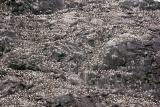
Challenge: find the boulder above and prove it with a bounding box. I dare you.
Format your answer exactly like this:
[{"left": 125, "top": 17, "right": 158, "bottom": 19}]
[
  {"left": 100, "top": 33, "right": 156, "bottom": 73},
  {"left": 47, "top": 94, "right": 96, "bottom": 107},
  {"left": 49, "top": 94, "right": 76, "bottom": 107},
  {"left": 103, "top": 47, "right": 126, "bottom": 69},
  {"left": 7, "top": 50, "right": 43, "bottom": 71},
  {"left": 0, "top": 79, "right": 30, "bottom": 98},
  {"left": 0, "top": 36, "right": 14, "bottom": 57}
]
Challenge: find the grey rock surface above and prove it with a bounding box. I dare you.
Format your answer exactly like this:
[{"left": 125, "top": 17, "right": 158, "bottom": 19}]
[
  {"left": 120, "top": 0, "right": 160, "bottom": 10},
  {"left": 0, "top": 0, "right": 160, "bottom": 107},
  {"left": 1, "top": 0, "right": 64, "bottom": 14}
]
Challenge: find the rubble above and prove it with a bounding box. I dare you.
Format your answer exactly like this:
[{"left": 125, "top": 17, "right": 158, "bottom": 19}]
[{"left": 0, "top": 0, "right": 160, "bottom": 106}]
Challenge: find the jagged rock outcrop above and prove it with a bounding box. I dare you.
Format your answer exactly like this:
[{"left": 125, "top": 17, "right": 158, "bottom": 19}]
[
  {"left": 1, "top": 0, "right": 64, "bottom": 14},
  {"left": 45, "top": 94, "right": 100, "bottom": 107},
  {"left": 102, "top": 33, "right": 153, "bottom": 71},
  {"left": 0, "top": 0, "right": 160, "bottom": 106},
  {"left": 0, "top": 79, "right": 33, "bottom": 98},
  {"left": 0, "top": 31, "right": 15, "bottom": 56},
  {"left": 120, "top": 0, "right": 160, "bottom": 10}
]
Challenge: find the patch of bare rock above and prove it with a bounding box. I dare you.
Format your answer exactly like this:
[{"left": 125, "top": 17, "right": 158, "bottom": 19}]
[
  {"left": 0, "top": 0, "right": 64, "bottom": 15},
  {"left": 120, "top": 0, "right": 160, "bottom": 10},
  {"left": 0, "top": 0, "right": 160, "bottom": 107}
]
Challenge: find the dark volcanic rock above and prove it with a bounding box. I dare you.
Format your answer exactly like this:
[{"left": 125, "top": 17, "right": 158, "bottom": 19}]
[
  {"left": 49, "top": 94, "right": 76, "bottom": 107},
  {"left": 102, "top": 34, "right": 153, "bottom": 71},
  {"left": 103, "top": 47, "right": 126, "bottom": 69},
  {"left": 31, "top": 0, "right": 64, "bottom": 14},
  {"left": 48, "top": 94, "right": 96, "bottom": 107},
  {"left": 1, "top": 0, "right": 64, "bottom": 15},
  {"left": 0, "top": 79, "right": 28, "bottom": 98},
  {"left": 56, "top": 94, "right": 75, "bottom": 106},
  {"left": 120, "top": 0, "right": 160, "bottom": 10},
  {"left": 76, "top": 96, "right": 96, "bottom": 107},
  {"left": 1, "top": 0, "right": 160, "bottom": 106},
  {"left": 52, "top": 51, "right": 67, "bottom": 62},
  {"left": 0, "top": 69, "right": 7, "bottom": 76},
  {"left": 0, "top": 31, "right": 16, "bottom": 39},
  {"left": 8, "top": 53, "right": 43, "bottom": 71},
  {"left": 0, "top": 36, "right": 14, "bottom": 56}
]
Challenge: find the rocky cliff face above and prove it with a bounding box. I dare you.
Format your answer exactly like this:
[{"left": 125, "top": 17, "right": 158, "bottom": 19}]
[{"left": 0, "top": 0, "right": 160, "bottom": 107}]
